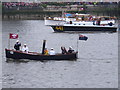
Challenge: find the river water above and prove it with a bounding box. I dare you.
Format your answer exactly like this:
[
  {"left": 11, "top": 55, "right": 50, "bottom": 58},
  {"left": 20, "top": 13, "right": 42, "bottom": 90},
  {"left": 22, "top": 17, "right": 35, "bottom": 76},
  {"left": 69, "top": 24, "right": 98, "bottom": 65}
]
[{"left": 2, "top": 20, "right": 118, "bottom": 88}]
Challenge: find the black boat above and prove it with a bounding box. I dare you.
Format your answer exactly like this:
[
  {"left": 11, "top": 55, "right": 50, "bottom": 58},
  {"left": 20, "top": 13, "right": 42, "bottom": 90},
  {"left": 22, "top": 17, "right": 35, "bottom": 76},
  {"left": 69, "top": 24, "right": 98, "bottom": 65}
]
[
  {"left": 51, "top": 25, "right": 117, "bottom": 32},
  {"left": 5, "top": 49, "right": 78, "bottom": 60}
]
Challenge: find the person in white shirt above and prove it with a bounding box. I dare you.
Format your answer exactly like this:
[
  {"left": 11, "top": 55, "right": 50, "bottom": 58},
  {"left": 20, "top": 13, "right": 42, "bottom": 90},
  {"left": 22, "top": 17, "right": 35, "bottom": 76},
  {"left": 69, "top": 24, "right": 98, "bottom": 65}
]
[
  {"left": 49, "top": 48, "right": 55, "bottom": 55},
  {"left": 22, "top": 44, "right": 29, "bottom": 53}
]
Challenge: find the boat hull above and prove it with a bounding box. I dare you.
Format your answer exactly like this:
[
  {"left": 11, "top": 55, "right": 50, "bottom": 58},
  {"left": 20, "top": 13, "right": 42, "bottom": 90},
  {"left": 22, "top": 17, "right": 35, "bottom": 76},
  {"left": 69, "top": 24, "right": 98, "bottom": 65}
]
[
  {"left": 5, "top": 49, "right": 77, "bottom": 60},
  {"left": 51, "top": 25, "right": 117, "bottom": 32}
]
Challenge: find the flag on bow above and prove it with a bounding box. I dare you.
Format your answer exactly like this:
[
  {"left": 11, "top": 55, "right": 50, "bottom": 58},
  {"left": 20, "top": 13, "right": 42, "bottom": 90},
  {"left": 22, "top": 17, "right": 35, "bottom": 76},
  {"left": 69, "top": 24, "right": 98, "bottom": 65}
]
[
  {"left": 79, "top": 35, "right": 88, "bottom": 41},
  {"left": 9, "top": 33, "right": 18, "bottom": 39}
]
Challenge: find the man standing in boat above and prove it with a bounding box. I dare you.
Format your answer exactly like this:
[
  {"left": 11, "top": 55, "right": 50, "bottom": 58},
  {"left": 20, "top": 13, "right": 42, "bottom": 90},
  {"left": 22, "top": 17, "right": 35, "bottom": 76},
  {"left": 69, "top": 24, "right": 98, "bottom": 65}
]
[
  {"left": 22, "top": 44, "right": 29, "bottom": 53},
  {"left": 14, "top": 40, "right": 21, "bottom": 51}
]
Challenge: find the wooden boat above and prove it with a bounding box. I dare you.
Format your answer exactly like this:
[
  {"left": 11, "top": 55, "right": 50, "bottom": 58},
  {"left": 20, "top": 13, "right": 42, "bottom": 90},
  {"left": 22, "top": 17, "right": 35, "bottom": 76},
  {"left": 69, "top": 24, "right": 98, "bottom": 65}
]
[{"left": 5, "top": 49, "right": 78, "bottom": 60}]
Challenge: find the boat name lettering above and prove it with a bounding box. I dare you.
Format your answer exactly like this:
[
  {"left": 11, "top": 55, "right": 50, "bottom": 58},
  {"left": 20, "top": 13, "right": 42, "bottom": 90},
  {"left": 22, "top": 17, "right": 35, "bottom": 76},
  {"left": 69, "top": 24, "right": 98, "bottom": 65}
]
[{"left": 55, "top": 26, "right": 63, "bottom": 30}]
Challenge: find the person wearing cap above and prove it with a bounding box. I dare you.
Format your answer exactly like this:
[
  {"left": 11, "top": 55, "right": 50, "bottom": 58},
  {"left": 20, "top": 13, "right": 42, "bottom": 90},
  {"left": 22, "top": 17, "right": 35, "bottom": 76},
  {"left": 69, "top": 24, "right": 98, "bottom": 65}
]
[
  {"left": 14, "top": 40, "right": 21, "bottom": 51},
  {"left": 22, "top": 44, "right": 29, "bottom": 53},
  {"left": 68, "top": 46, "right": 74, "bottom": 53},
  {"left": 49, "top": 48, "right": 55, "bottom": 55}
]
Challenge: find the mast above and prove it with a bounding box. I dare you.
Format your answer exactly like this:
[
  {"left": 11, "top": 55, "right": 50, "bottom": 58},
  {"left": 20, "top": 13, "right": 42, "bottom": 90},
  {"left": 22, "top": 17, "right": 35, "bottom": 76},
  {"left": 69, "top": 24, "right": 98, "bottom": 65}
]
[{"left": 42, "top": 40, "right": 46, "bottom": 54}]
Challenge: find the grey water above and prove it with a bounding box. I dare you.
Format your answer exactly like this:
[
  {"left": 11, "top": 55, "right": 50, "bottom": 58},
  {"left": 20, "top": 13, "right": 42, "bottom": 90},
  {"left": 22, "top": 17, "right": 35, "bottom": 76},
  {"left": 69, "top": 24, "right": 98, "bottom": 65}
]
[{"left": 2, "top": 20, "right": 118, "bottom": 88}]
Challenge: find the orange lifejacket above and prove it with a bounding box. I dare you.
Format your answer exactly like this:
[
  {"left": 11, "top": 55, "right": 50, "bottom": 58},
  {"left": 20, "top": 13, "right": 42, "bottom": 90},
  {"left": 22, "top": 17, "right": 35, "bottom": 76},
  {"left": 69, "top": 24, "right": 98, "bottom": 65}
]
[{"left": 44, "top": 50, "right": 48, "bottom": 55}]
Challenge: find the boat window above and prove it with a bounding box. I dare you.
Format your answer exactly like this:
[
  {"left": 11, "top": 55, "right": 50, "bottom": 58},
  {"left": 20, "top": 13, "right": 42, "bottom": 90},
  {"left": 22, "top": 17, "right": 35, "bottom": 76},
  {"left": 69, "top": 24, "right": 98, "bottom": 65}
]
[
  {"left": 74, "top": 24, "right": 76, "bottom": 25},
  {"left": 79, "top": 24, "right": 81, "bottom": 25},
  {"left": 83, "top": 24, "right": 85, "bottom": 25}
]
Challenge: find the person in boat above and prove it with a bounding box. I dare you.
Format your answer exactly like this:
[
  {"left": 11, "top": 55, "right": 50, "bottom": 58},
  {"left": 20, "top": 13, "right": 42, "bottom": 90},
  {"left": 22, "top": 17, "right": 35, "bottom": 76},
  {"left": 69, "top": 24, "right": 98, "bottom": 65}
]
[
  {"left": 81, "top": 16, "right": 84, "bottom": 21},
  {"left": 61, "top": 46, "right": 67, "bottom": 54},
  {"left": 68, "top": 46, "right": 74, "bottom": 53},
  {"left": 14, "top": 40, "right": 21, "bottom": 51},
  {"left": 44, "top": 48, "right": 48, "bottom": 55},
  {"left": 89, "top": 15, "right": 93, "bottom": 21},
  {"left": 70, "top": 21, "right": 72, "bottom": 24},
  {"left": 22, "top": 44, "right": 29, "bottom": 53},
  {"left": 93, "top": 19, "right": 96, "bottom": 25},
  {"left": 108, "top": 22, "right": 113, "bottom": 26},
  {"left": 49, "top": 48, "right": 55, "bottom": 55},
  {"left": 96, "top": 18, "right": 101, "bottom": 25}
]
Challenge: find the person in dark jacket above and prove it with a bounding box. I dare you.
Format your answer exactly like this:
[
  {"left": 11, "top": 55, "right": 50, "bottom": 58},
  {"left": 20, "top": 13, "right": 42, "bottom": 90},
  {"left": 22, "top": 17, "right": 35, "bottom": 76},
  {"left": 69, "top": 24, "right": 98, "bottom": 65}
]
[
  {"left": 14, "top": 40, "right": 21, "bottom": 51},
  {"left": 108, "top": 22, "right": 113, "bottom": 26},
  {"left": 96, "top": 19, "right": 101, "bottom": 25},
  {"left": 61, "top": 46, "right": 67, "bottom": 54}
]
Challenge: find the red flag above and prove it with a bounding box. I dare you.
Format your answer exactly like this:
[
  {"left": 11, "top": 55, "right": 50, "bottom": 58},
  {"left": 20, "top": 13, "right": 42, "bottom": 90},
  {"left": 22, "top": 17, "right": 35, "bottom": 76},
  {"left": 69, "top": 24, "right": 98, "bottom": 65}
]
[{"left": 9, "top": 33, "right": 18, "bottom": 39}]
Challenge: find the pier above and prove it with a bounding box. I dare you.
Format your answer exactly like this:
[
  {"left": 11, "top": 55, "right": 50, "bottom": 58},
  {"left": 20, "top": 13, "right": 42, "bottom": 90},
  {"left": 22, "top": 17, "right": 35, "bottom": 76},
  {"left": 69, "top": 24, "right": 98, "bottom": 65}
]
[{"left": 2, "top": 2, "right": 120, "bottom": 20}]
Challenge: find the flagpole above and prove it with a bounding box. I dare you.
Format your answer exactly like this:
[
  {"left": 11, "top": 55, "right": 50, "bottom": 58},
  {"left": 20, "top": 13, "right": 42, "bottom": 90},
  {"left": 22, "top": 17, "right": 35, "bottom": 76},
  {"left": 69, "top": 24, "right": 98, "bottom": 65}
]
[
  {"left": 76, "top": 34, "right": 79, "bottom": 52},
  {"left": 8, "top": 34, "right": 10, "bottom": 49},
  {"left": 9, "top": 33, "right": 19, "bottom": 50}
]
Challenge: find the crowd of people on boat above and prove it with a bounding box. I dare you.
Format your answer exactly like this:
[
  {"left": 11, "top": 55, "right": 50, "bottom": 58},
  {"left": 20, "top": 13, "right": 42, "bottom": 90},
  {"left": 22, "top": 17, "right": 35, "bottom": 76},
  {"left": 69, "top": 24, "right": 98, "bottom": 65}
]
[
  {"left": 61, "top": 46, "right": 74, "bottom": 54},
  {"left": 14, "top": 40, "right": 75, "bottom": 55},
  {"left": 44, "top": 46, "right": 74, "bottom": 55}
]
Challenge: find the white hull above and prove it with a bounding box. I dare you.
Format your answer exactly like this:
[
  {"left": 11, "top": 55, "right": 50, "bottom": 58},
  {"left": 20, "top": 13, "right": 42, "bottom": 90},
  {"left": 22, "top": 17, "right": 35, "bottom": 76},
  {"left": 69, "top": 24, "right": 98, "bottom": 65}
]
[{"left": 45, "top": 19, "right": 116, "bottom": 26}]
